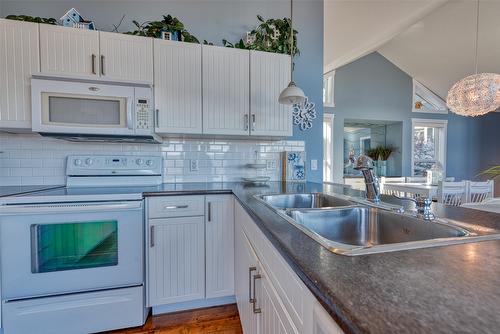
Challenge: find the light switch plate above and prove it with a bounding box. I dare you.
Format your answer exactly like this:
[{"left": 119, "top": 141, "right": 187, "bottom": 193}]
[{"left": 311, "top": 159, "right": 318, "bottom": 171}]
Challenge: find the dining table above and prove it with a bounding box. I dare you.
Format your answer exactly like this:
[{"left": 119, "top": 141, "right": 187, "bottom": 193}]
[{"left": 382, "top": 182, "right": 438, "bottom": 199}]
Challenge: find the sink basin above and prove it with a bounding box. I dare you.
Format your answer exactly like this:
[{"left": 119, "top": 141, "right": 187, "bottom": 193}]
[
  {"left": 256, "top": 193, "right": 354, "bottom": 210},
  {"left": 283, "top": 207, "right": 500, "bottom": 255},
  {"left": 287, "top": 207, "right": 467, "bottom": 245}
]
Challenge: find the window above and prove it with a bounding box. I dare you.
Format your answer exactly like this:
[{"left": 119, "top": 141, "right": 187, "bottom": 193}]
[
  {"left": 323, "top": 71, "right": 335, "bottom": 107},
  {"left": 412, "top": 79, "right": 448, "bottom": 114},
  {"left": 323, "top": 113, "right": 334, "bottom": 182},
  {"left": 411, "top": 119, "right": 447, "bottom": 176}
]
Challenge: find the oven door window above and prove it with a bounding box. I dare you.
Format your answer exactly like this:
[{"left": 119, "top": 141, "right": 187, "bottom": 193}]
[{"left": 31, "top": 220, "right": 118, "bottom": 273}]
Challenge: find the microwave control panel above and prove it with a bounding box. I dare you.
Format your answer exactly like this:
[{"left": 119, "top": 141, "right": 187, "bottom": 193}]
[{"left": 136, "top": 98, "right": 151, "bottom": 130}]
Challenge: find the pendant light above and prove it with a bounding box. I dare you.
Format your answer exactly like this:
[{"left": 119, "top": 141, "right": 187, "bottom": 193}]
[
  {"left": 446, "top": 0, "right": 500, "bottom": 116},
  {"left": 278, "top": 0, "right": 306, "bottom": 105}
]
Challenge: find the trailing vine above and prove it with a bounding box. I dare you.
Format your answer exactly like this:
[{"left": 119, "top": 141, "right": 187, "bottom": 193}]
[
  {"left": 5, "top": 15, "right": 57, "bottom": 25},
  {"left": 125, "top": 15, "right": 199, "bottom": 43}
]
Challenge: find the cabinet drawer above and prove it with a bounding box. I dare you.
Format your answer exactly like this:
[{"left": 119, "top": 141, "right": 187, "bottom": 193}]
[{"left": 148, "top": 196, "right": 205, "bottom": 218}]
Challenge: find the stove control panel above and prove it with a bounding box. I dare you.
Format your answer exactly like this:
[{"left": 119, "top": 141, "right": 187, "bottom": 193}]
[{"left": 67, "top": 155, "right": 163, "bottom": 176}]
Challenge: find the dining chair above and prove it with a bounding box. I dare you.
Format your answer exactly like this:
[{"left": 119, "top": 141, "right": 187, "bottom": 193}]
[
  {"left": 380, "top": 177, "right": 406, "bottom": 196},
  {"left": 406, "top": 176, "right": 427, "bottom": 183},
  {"left": 437, "top": 181, "right": 467, "bottom": 206},
  {"left": 466, "top": 180, "right": 494, "bottom": 203}
]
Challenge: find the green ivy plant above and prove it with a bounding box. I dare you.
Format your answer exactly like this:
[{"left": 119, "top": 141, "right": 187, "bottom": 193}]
[
  {"left": 125, "top": 15, "right": 199, "bottom": 43},
  {"left": 6, "top": 15, "right": 57, "bottom": 25},
  {"left": 223, "top": 15, "right": 299, "bottom": 56}
]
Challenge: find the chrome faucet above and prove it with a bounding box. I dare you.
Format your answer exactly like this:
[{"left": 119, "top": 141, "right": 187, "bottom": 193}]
[
  {"left": 354, "top": 155, "right": 380, "bottom": 203},
  {"left": 394, "top": 195, "right": 435, "bottom": 221}
]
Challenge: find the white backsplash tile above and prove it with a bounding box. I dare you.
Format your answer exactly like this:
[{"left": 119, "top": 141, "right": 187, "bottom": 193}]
[{"left": 0, "top": 133, "right": 304, "bottom": 186}]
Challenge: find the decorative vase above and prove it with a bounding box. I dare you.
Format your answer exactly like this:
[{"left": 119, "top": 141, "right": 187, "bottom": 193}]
[{"left": 377, "top": 160, "right": 387, "bottom": 177}]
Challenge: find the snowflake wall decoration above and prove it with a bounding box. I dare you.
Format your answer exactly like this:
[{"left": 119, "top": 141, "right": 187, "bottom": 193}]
[{"left": 292, "top": 97, "right": 316, "bottom": 131}]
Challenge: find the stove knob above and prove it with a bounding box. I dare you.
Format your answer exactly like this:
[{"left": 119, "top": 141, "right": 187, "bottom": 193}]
[
  {"left": 146, "top": 160, "right": 153, "bottom": 166},
  {"left": 136, "top": 158, "right": 144, "bottom": 165},
  {"left": 74, "top": 159, "right": 82, "bottom": 166},
  {"left": 85, "top": 158, "right": 93, "bottom": 166}
]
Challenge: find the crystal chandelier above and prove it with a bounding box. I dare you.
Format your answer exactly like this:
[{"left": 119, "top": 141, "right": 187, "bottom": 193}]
[{"left": 446, "top": 0, "right": 500, "bottom": 116}]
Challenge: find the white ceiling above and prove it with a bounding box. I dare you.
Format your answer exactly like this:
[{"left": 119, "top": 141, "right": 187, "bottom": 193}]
[
  {"left": 323, "top": 0, "right": 447, "bottom": 73},
  {"left": 378, "top": 0, "right": 500, "bottom": 100}
]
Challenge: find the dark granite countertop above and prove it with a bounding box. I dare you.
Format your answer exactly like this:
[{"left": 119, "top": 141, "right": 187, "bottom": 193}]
[
  {"left": 145, "top": 182, "right": 500, "bottom": 334},
  {"left": 7, "top": 182, "right": 499, "bottom": 333},
  {"left": 0, "top": 185, "right": 64, "bottom": 197}
]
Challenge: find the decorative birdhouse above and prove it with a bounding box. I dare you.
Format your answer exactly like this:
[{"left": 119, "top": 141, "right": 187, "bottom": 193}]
[{"left": 60, "top": 8, "right": 82, "bottom": 27}]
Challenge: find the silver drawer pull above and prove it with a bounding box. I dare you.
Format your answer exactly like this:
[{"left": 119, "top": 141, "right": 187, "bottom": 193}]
[
  {"left": 249, "top": 266, "right": 256, "bottom": 302},
  {"left": 150, "top": 225, "right": 155, "bottom": 247},
  {"left": 252, "top": 273, "right": 262, "bottom": 314},
  {"left": 164, "top": 205, "right": 189, "bottom": 210}
]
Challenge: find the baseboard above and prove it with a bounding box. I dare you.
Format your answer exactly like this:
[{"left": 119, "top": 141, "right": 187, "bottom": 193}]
[{"left": 152, "top": 295, "right": 236, "bottom": 315}]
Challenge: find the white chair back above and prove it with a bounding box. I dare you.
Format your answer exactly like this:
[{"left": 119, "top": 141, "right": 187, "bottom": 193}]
[
  {"left": 437, "top": 181, "right": 466, "bottom": 206},
  {"left": 380, "top": 177, "right": 406, "bottom": 196},
  {"left": 406, "top": 176, "right": 426, "bottom": 183},
  {"left": 466, "top": 180, "right": 494, "bottom": 203}
]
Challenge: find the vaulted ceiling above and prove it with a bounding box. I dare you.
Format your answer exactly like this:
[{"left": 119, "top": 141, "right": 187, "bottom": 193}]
[{"left": 324, "top": 0, "right": 500, "bottom": 102}]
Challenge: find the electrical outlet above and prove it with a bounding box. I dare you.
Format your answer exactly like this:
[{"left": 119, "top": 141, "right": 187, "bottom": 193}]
[
  {"left": 266, "top": 160, "right": 277, "bottom": 170},
  {"left": 311, "top": 159, "right": 318, "bottom": 171},
  {"left": 190, "top": 160, "right": 199, "bottom": 172}
]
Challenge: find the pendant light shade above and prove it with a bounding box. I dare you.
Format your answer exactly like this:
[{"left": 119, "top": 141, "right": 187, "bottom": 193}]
[
  {"left": 278, "top": 81, "right": 306, "bottom": 105},
  {"left": 279, "top": 0, "right": 306, "bottom": 105},
  {"left": 446, "top": 73, "right": 500, "bottom": 116},
  {"left": 446, "top": 0, "right": 500, "bottom": 116}
]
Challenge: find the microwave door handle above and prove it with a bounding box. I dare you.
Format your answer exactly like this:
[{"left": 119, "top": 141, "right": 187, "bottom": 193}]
[{"left": 127, "top": 99, "right": 134, "bottom": 130}]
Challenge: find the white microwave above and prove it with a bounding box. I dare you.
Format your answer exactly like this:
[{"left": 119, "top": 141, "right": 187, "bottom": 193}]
[{"left": 31, "top": 77, "right": 160, "bottom": 143}]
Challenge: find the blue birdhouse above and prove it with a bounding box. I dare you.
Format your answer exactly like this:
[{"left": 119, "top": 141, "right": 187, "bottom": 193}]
[{"left": 60, "top": 8, "right": 83, "bottom": 27}]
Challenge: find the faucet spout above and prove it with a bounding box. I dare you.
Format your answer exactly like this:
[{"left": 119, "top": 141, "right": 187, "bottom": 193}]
[{"left": 354, "top": 155, "right": 381, "bottom": 203}]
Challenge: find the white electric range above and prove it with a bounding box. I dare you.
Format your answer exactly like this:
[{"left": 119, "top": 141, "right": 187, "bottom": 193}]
[{"left": 0, "top": 155, "right": 163, "bottom": 334}]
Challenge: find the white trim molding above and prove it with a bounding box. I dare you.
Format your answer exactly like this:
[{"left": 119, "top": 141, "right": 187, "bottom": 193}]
[{"left": 323, "top": 70, "right": 335, "bottom": 108}]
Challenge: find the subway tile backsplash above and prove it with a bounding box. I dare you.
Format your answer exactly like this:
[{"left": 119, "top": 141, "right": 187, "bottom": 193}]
[{"left": 0, "top": 133, "right": 305, "bottom": 186}]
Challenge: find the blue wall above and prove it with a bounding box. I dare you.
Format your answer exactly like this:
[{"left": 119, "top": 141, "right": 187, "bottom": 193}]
[
  {"left": 326, "top": 52, "right": 484, "bottom": 183},
  {"left": 2, "top": 0, "right": 324, "bottom": 182}
]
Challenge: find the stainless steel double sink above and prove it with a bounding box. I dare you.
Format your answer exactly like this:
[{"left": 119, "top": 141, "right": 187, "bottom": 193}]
[{"left": 255, "top": 193, "right": 500, "bottom": 255}]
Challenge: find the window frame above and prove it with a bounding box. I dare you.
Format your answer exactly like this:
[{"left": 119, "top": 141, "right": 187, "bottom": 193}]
[
  {"left": 411, "top": 118, "right": 448, "bottom": 177},
  {"left": 323, "top": 113, "right": 335, "bottom": 183},
  {"left": 323, "top": 70, "right": 335, "bottom": 108},
  {"left": 412, "top": 79, "right": 448, "bottom": 114}
]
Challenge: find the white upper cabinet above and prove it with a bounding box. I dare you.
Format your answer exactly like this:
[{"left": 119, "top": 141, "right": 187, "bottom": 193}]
[
  {"left": 40, "top": 24, "right": 100, "bottom": 78},
  {"left": 205, "top": 195, "right": 234, "bottom": 299},
  {"left": 0, "top": 19, "right": 39, "bottom": 130},
  {"left": 154, "top": 40, "right": 202, "bottom": 134},
  {"left": 250, "top": 51, "right": 292, "bottom": 137},
  {"left": 202, "top": 45, "right": 250, "bottom": 135},
  {"left": 99, "top": 32, "right": 153, "bottom": 83}
]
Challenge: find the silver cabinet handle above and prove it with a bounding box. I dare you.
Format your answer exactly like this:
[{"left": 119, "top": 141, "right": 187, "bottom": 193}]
[
  {"left": 164, "top": 205, "right": 188, "bottom": 210},
  {"left": 91, "top": 54, "right": 96, "bottom": 74},
  {"left": 155, "top": 109, "right": 159, "bottom": 128},
  {"left": 150, "top": 225, "right": 155, "bottom": 247},
  {"left": 100, "top": 55, "right": 105, "bottom": 75},
  {"left": 248, "top": 266, "right": 256, "bottom": 302},
  {"left": 252, "top": 273, "right": 262, "bottom": 314},
  {"left": 244, "top": 114, "right": 249, "bottom": 131},
  {"left": 251, "top": 114, "right": 256, "bottom": 132},
  {"left": 207, "top": 202, "right": 212, "bottom": 222}
]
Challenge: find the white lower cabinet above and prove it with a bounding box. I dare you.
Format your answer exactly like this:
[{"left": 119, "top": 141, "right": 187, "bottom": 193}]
[
  {"left": 147, "top": 195, "right": 234, "bottom": 309},
  {"left": 235, "top": 202, "right": 344, "bottom": 334}
]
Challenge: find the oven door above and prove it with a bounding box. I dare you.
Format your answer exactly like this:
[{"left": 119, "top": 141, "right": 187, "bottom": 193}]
[
  {"left": 0, "top": 201, "right": 143, "bottom": 300},
  {"left": 31, "top": 78, "right": 136, "bottom": 136}
]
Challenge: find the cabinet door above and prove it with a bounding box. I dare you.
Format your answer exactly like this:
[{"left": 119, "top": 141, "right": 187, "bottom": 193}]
[
  {"left": 313, "top": 300, "right": 344, "bottom": 334},
  {"left": 202, "top": 45, "right": 250, "bottom": 135},
  {"left": 235, "top": 216, "right": 260, "bottom": 334},
  {"left": 148, "top": 217, "right": 205, "bottom": 306},
  {"left": 0, "top": 19, "right": 39, "bottom": 130},
  {"left": 99, "top": 31, "right": 153, "bottom": 83},
  {"left": 40, "top": 24, "right": 99, "bottom": 78},
  {"left": 206, "top": 195, "right": 234, "bottom": 298},
  {"left": 154, "top": 40, "right": 202, "bottom": 134},
  {"left": 257, "top": 268, "right": 300, "bottom": 334},
  {"left": 250, "top": 51, "right": 292, "bottom": 137}
]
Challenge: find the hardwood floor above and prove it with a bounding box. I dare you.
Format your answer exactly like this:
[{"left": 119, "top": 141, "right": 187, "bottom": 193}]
[{"left": 105, "top": 304, "right": 243, "bottom": 334}]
